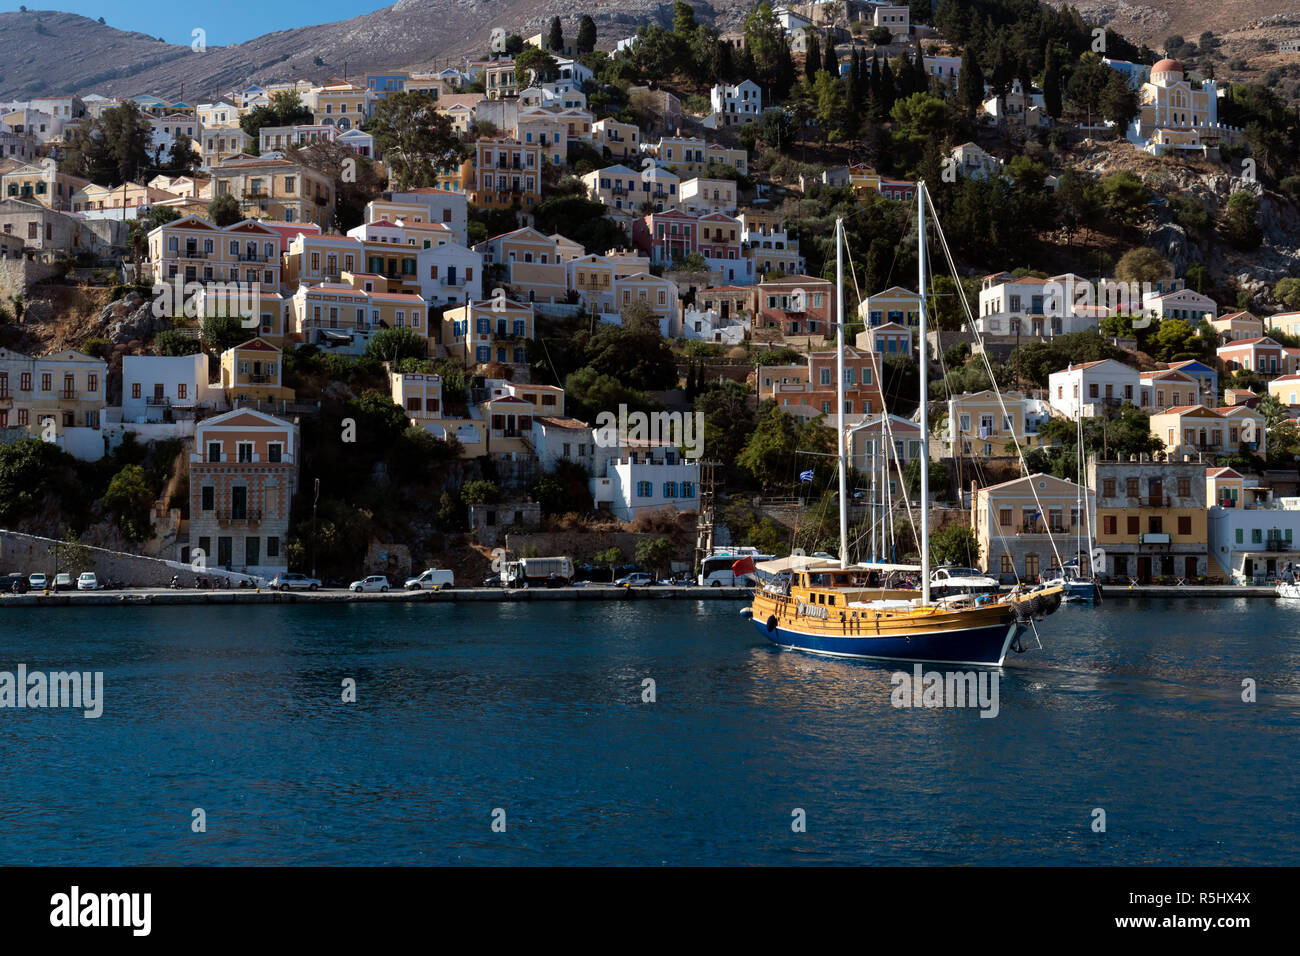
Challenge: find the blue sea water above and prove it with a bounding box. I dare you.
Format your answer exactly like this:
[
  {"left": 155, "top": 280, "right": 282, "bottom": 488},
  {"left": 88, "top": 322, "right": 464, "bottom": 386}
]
[{"left": 0, "top": 597, "right": 1295, "bottom": 865}]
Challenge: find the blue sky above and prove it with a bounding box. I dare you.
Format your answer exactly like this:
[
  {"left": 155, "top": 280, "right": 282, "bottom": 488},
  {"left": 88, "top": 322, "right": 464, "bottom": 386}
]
[{"left": 1, "top": 1, "right": 391, "bottom": 46}]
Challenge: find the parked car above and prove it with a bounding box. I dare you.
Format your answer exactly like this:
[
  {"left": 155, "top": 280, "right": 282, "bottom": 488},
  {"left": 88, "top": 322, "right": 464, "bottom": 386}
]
[
  {"left": 53, "top": 573, "right": 73, "bottom": 591},
  {"left": 405, "top": 568, "right": 454, "bottom": 590},
  {"left": 269, "top": 572, "right": 321, "bottom": 592},
  {"left": 350, "top": 575, "right": 390, "bottom": 593},
  {"left": 28, "top": 573, "right": 48, "bottom": 590},
  {"left": 615, "top": 572, "right": 655, "bottom": 587},
  {"left": 1, "top": 573, "right": 30, "bottom": 594},
  {"left": 77, "top": 572, "right": 99, "bottom": 591}
]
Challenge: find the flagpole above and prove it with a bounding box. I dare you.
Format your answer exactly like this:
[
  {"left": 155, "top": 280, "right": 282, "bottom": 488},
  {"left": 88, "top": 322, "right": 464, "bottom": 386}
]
[{"left": 835, "top": 216, "right": 849, "bottom": 571}]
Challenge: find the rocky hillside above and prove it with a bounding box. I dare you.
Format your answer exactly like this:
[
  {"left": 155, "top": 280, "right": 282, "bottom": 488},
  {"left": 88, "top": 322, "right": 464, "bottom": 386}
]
[
  {"left": 1064, "top": 138, "right": 1298, "bottom": 308},
  {"left": 0, "top": 3, "right": 750, "bottom": 102}
]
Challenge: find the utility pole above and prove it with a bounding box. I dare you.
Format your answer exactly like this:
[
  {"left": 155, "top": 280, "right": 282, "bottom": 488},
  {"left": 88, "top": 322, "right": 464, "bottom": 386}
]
[{"left": 311, "top": 477, "right": 320, "bottom": 579}]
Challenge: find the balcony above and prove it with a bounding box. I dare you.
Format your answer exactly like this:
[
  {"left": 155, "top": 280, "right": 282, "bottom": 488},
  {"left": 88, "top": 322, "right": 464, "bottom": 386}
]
[
  {"left": 60, "top": 389, "right": 77, "bottom": 400},
  {"left": 245, "top": 374, "right": 274, "bottom": 384},
  {"left": 1265, "top": 539, "right": 1287, "bottom": 552},
  {"left": 245, "top": 188, "right": 269, "bottom": 198},
  {"left": 145, "top": 396, "right": 172, "bottom": 406},
  {"left": 1021, "top": 524, "right": 1071, "bottom": 535},
  {"left": 237, "top": 252, "right": 272, "bottom": 262},
  {"left": 180, "top": 249, "right": 209, "bottom": 259},
  {"left": 215, "top": 508, "right": 264, "bottom": 524}
]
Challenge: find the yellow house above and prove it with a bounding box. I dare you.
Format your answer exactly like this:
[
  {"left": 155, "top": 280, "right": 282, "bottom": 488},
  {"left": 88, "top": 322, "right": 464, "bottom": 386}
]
[
  {"left": 440, "top": 298, "right": 534, "bottom": 369},
  {"left": 947, "top": 390, "right": 1049, "bottom": 458},
  {"left": 471, "top": 138, "right": 543, "bottom": 210},
  {"left": 0, "top": 346, "right": 106, "bottom": 437},
  {"left": 147, "top": 216, "right": 282, "bottom": 288},
  {"left": 859, "top": 285, "right": 921, "bottom": 330},
  {"left": 1149, "top": 404, "right": 1267, "bottom": 459},
  {"left": 1269, "top": 374, "right": 1300, "bottom": 408},
  {"left": 473, "top": 227, "right": 566, "bottom": 303},
  {"left": 614, "top": 272, "right": 678, "bottom": 329},
  {"left": 199, "top": 127, "right": 252, "bottom": 167},
  {"left": 484, "top": 60, "right": 518, "bottom": 100},
  {"left": 1206, "top": 466, "right": 1245, "bottom": 509},
  {"left": 1210, "top": 310, "right": 1263, "bottom": 343},
  {"left": 73, "top": 181, "right": 177, "bottom": 215},
  {"left": 284, "top": 234, "right": 365, "bottom": 287},
  {"left": 291, "top": 273, "right": 430, "bottom": 344},
  {"left": 195, "top": 101, "right": 239, "bottom": 128},
  {"left": 220, "top": 337, "right": 294, "bottom": 405},
  {"left": 1089, "top": 457, "right": 1212, "bottom": 583},
  {"left": 210, "top": 155, "right": 334, "bottom": 226},
  {"left": 195, "top": 286, "right": 289, "bottom": 346},
  {"left": 389, "top": 367, "right": 444, "bottom": 425},
  {"left": 517, "top": 109, "right": 569, "bottom": 166},
  {"left": 972, "top": 473, "right": 1094, "bottom": 582},
  {"left": 593, "top": 118, "right": 640, "bottom": 161},
  {"left": 312, "top": 81, "right": 369, "bottom": 130},
  {"left": 704, "top": 143, "right": 748, "bottom": 176},
  {"left": 1, "top": 163, "right": 90, "bottom": 212}
]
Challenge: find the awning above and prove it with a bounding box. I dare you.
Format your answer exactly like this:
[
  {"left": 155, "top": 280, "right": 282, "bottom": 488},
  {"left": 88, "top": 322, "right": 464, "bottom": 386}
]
[
  {"left": 852, "top": 561, "right": 922, "bottom": 572},
  {"left": 755, "top": 556, "right": 840, "bottom": 574},
  {"left": 320, "top": 330, "right": 351, "bottom": 343}
]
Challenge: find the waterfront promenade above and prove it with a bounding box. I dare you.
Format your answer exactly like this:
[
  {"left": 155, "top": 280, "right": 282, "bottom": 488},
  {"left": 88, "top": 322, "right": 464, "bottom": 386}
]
[{"left": 0, "top": 584, "right": 1281, "bottom": 607}]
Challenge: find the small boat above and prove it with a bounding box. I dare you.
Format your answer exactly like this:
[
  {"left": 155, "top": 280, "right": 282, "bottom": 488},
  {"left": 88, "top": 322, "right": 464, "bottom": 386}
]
[
  {"left": 1041, "top": 561, "right": 1100, "bottom": 603},
  {"left": 1277, "top": 581, "right": 1300, "bottom": 599},
  {"left": 930, "top": 566, "right": 1003, "bottom": 600}
]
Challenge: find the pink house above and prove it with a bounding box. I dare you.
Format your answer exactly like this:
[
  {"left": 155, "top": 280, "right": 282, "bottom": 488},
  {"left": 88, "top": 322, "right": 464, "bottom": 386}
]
[{"left": 1217, "top": 336, "right": 1289, "bottom": 377}]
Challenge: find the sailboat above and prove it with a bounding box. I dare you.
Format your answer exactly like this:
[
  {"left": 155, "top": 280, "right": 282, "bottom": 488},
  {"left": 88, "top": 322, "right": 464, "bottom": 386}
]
[
  {"left": 1040, "top": 413, "right": 1102, "bottom": 603},
  {"left": 743, "top": 183, "right": 1064, "bottom": 667}
]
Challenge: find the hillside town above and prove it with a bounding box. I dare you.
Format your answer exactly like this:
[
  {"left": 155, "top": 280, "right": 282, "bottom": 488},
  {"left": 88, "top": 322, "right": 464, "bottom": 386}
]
[{"left": 5, "top": 0, "right": 1300, "bottom": 590}]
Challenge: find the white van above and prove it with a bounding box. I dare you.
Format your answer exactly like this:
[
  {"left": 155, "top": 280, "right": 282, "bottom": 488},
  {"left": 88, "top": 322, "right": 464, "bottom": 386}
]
[{"left": 405, "top": 568, "right": 455, "bottom": 590}]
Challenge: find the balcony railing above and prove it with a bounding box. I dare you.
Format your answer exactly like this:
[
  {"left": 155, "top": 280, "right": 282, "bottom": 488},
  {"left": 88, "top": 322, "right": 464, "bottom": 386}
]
[
  {"left": 60, "top": 389, "right": 77, "bottom": 400},
  {"left": 246, "top": 374, "right": 273, "bottom": 384},
  {"left": 215, "top": 509, "right": 264, "bottom": 523},
  {"left": 237, "top": 252, "right": 272, "bottom": 262},
  {"left": 246, "top": 188, "right": 268, "bottom": 198},
  {"left": 146, "top": 396, "right": 171, "bottom": 406},
  {"left": 180, "top": 250, "right": 209, "bottom": 259},
  {"left": 1265, "top": 539, "right": 1287, "bottom": 552},
  {"left": 1021, "top": 524, "right": 1071, "bottom": 535}
]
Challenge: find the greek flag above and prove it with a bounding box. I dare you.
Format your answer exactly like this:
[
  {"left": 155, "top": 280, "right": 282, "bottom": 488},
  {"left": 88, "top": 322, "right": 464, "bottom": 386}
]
[
  {"left": 1030, "top": 510, "right": 1041, "bottom": 522},
  {"left": 799, "top": 469, "right": 815, "bottom": 482}
]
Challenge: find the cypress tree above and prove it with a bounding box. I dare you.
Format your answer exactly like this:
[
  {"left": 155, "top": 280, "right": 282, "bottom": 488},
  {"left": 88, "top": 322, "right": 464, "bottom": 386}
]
[
  {"left": 823, "top": 36, "right": 838, "bottom": 77},
  {"left": 1043, "top": 45, "right": 1062, "bottom": 119},
  {"left": 547, "top": 16, "right": 564, "bottom": 53},
  {"left": 806, "top": 32, "right": 821, "bottom": 83}
]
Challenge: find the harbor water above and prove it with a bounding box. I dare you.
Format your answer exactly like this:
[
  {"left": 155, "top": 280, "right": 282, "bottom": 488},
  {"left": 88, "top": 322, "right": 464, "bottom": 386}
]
[{"left": 0, "top": 597, "right": 1296, "bottom": 865}]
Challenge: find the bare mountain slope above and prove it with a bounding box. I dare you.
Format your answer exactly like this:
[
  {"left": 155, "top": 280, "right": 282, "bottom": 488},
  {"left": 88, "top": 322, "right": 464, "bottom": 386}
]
[{"left": 0, "top": 3, "right": 745, "bottom": 102}]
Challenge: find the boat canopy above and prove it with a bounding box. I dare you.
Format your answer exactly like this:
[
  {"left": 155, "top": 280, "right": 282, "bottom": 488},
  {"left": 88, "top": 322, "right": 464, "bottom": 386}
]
[
  {"left": 853, "top": 561, "right": 922, "bottom": 573},
  {"left": 755, "top": 556, "right": 840, "bottom": 574}
]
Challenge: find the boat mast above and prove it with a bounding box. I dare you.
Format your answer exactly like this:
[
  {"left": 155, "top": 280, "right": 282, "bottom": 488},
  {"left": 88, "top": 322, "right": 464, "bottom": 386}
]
[
  {"left": 918, "top": 184, "right": 931, "bottom": 604},
  {"left": 836, "top": 216, "right": 849, "bottom": 570}
]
